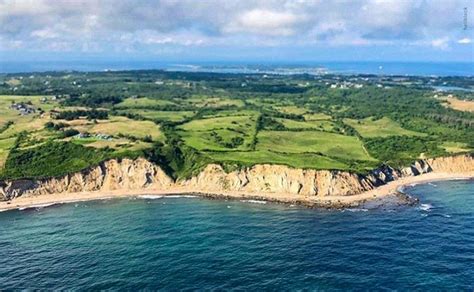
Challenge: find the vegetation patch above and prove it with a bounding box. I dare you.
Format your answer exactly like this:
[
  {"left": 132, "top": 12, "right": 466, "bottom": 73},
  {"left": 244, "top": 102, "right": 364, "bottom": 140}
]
[
  {"left": 276, "top": 105, "right": 308, "bottom": 115},
  {"left": 68, "top": 116, "right": 163, "bottom": 141},
  {"left": 440, "top": 96, "right": 474, "bottom": 112},
  {"left": 115, "top": 97, "right": 176, "bottom": 109},
  {"left": 276, "top": 118, "right": 336, "bottom": 132},
  {"left": 364, "top": 136, "right": 446, "bottom": 166},
  {"left": 0, "top": 137, "right": 16, "bottom": 168},
  {"left": 303, "top": 112, "right": 332, "bottom": 121},
  {"left": 118, "top": 109, "right": 195, "bottom": 122},
  {"left": 1, "top": 141, "right": 111, "bottom": 179},
  {"left": 441, "top": 141, "right": 470, "bottom": 153},
  {"left": 206, "top": 150, "right": 349, "bottom": 170},
  {"left": 54, "top": 109, "right": 108, "bottom": 120},
  {"left": 178, "top": 115, "right": 257, "bottom": 151},
  {"left": 257, "top": 130, "right": 375, "bottom": 162},
  {"left": 344, "top": 117, "right": 425, "bottom": 138}
]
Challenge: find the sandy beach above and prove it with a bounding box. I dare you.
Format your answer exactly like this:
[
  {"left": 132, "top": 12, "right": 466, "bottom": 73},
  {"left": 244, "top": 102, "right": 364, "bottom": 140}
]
[{"left": 0, "top": 171, "right": 472, "bottom": 212}]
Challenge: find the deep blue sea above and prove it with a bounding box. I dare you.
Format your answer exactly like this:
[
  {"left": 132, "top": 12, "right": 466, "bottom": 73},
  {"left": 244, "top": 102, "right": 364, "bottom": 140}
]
[
  {"left": 0, "top": 180, "right": 473, "bottom": 290},
  {"left": 1, "top": 61, "right": 473, "bottom": 76}
]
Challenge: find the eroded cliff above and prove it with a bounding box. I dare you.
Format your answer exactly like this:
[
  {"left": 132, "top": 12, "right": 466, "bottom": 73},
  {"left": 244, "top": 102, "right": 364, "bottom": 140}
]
[
  {"left": 0, "top": 158, "right": 173, "bottom": 200},
  {"left": 0, "top": 154, "right": 473, "bottom": 201}
]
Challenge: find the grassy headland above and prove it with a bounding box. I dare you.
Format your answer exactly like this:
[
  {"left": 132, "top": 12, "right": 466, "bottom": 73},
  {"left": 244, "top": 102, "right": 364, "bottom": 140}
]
[{"left": 0, "top": 71, "right": 472, "bottom": 180}]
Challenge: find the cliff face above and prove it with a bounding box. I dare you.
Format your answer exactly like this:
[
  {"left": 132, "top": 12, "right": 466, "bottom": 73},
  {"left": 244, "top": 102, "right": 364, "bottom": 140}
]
[
  {"left": 180, "top": 164, "right": 378, "bottom": 196},
  {"left": 180, "top": 154, "right": 473, "bottom": 196},
  {"left": 0, "top": 158, "right": 173, "bottom": 201},
  {"left": 0, "top": 154, "right": 473, "bottom": 201}
]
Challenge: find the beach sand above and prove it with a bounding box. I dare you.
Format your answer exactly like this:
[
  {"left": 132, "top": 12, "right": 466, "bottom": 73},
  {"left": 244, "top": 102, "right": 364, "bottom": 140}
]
[{"left": 0, "top": 171, "right": 472, "bottom": 212}]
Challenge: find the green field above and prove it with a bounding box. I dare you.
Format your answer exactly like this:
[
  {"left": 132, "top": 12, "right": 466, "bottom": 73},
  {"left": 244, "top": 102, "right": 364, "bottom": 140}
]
[
  {"left": 344, "top": 117, "right": 425, "bottom": 138},
  {"left": 207, "top": 150, "right": 349, "bottom": 170},
  {"left": 256, "top": 130, "right": 375, "bottom": 161},
  {"left": 179, "top": 115, "right": 257, "bottom": 132},
  {"left": 184, "top": 96, "right": 245, "bottom": 108},
  {"left": 118, "top": 109, "right": 195, "bottom": 122},
  {"left": 442, "top": 141, "right": 470, "bottom": 153},
  {"left": 179, "top": 115, "right": 257, "bottom": 151},
  {"left": 276, "top": 105, "right": 308, "bottom": 115},
  {"left": 0, "top": 137, "right": 16, "bottom": 168},
  {"left": 304, "top": 113, "right": 332, "bottom": 121},
  {"left": 200, "top": 109, "right": 260, "bottom": 119},
  {"left": 115, "top": 97, "right": 176, "bottom": 108},
  {"left": 276, "top": 118, "right": 336, "bottom": 132},
  {"left": 68, "top": 116, "right": 163, "bottom": 141}
]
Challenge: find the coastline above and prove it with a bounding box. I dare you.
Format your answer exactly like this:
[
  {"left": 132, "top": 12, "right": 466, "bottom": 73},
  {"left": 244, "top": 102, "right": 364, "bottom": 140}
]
[{"left": 1, "top": 171, "right": 472, "bottom": 212}]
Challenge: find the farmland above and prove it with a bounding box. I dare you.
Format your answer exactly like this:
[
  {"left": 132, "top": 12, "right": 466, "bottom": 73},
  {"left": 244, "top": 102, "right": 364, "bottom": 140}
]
[
  {"left": 0, "top": 70, "right": 472, "bottom": 179},
  {"left": 344, "top": 117, "right": 425, "bottom": 138}
]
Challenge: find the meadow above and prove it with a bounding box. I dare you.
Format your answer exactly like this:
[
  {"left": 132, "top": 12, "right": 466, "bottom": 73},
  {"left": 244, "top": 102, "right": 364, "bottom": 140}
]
[{"left": 344, "top": 117, "right": 425, "bottom": 138}]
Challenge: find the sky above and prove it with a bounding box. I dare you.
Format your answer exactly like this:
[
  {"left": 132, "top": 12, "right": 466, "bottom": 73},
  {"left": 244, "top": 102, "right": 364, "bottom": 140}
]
[{"left": 0, "top": 0, "right": 473, "bottom": 63}]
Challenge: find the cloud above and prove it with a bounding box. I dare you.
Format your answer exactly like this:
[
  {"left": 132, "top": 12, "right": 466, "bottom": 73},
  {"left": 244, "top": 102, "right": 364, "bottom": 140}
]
[
  {"left": 0, "top": 0, "right": 473, "bottom": 55},
  {"left": 121, "top": 30, "right": 207, "bottom": 46},
  {"left": 431, "top": 37, "right": 450, "bottom": 50},
  {"left": 458, "top": 38, "right": 472, "bottom": 44},
  {"left": 31, "top": 28, "right": 59, "bottom": 39},
  {"left": 224, "top": 9, "right": 303, "bottom": 36}
]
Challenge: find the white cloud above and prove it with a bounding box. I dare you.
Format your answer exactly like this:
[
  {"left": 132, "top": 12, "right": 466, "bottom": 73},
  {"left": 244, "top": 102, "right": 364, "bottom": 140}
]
[
  {"left": 120, "top": 30, "right": 208, "bottom": 47},
  {"left": 224, "top": 9, "right": 303, "bottom": 36},
  {"left": 431, "top": 37, "right": 450, "bottom": 50},
  {"left": 0, "top": 0, "right": 473, "bottom": 52},
  {"left": 458, "top": 38, "right": 472, "bottom": 44},
  {"left": 31, "top": 28, "right": 59, "bottom": 39},
  {"left": 0, "top": 38, "right": 23, "bottom": 49},
  {"left": 45, "top": 41, "right": 73, "bottom": 51}
]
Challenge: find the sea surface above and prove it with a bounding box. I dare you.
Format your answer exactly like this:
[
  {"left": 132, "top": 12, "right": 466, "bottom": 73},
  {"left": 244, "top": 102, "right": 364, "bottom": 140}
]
[
  {"left": 1, "top": 61, "right": 473, "bottom": 76},
  {"left": 0, "top": 180, "right": 473, "bottom": 290}
]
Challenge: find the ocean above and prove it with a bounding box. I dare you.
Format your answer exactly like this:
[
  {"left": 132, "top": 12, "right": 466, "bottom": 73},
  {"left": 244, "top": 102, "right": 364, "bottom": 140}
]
[
  {"left": 1, "top": 61, "right": 473, "bottom": 76},
  {"left": 0, "top": 180, "right": 473, "bottom": 290}
]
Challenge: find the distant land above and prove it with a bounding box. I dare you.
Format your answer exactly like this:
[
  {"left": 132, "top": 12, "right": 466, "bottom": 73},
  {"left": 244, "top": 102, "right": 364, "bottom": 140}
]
[{"left": 1, "top": 61, "right": 473, "bottom": 76}]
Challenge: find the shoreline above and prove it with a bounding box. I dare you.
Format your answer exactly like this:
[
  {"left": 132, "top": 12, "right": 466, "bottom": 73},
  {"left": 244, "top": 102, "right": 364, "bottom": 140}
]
[{"left": 0, "top": 171, "right": 473, "bottom": 213}]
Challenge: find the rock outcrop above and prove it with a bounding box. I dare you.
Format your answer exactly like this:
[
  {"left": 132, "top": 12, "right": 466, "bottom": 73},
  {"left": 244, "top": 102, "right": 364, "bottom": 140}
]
[{"left": 0, "top": 154, "right": 473, "bottom": 201}]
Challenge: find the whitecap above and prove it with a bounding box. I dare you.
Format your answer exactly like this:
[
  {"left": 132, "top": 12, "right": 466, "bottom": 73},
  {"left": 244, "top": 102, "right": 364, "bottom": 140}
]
[
  {"left": 166, "top": 195, "right": 198, "bottom": 198},
  {"left": 418, "top": 203, "right": 433, "bottom": 211},
  {"left": 428, "top": 182, "right": 437, "bottom": 187},
  {"left": 32, "top": 203, "right": 58, "bottom": 208},
  {"left": 240, "top": 200, "right": 267, "bottom": 204},
  {"left": 18, "top": 203, "right": 59, "bottom": 211},
  {"left": 345, "top": 208, "right": 369, "bottom": 212},
  {"left": 138, "top": 195, "right": 164, "bottom": 200},
  {"left": 99, "top": 197, "right": 112, "bottom": 201}
]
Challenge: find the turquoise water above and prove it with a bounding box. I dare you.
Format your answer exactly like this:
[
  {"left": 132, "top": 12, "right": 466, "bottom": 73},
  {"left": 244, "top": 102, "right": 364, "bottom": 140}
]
[{"left": 0, "top": 180, "right": 473, "bottom": 290}]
